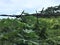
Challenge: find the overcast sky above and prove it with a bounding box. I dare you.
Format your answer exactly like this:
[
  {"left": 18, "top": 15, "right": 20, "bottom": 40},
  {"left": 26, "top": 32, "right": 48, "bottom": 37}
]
[{"left": 0, "top": 0, "right": 60, "bottom": 15}]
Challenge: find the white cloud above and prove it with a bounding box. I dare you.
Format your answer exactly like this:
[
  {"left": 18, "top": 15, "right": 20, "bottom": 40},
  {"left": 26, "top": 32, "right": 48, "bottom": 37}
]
[{"left": 0, "top": 0, "right": 60, "bottom": 14}]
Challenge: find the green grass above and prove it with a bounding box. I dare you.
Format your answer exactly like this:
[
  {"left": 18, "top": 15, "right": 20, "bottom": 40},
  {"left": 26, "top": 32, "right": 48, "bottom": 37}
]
[{"left": 0, "top": 16, "right": 60, "bottom": 45}]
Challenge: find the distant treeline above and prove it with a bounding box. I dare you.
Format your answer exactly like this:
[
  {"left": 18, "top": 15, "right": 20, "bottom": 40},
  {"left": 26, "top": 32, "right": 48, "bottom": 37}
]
[{"left": 0, "top": 5, "right": 60, "bottom": 18}]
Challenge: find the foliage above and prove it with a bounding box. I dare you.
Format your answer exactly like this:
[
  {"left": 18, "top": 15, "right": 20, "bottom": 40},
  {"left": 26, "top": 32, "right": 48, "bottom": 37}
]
[
  {"left": 0, "top": 16, "right": 60, "bottom": 45},
  {"left": 0, "top": 5, "right": 60, "bottom": 45},
  {"left": 39, "top": 5, "right": 60, "bottom": 15}
]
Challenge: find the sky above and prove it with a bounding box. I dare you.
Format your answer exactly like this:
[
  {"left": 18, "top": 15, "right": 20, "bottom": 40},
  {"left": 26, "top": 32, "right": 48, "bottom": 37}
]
[{"left": 0, "top": 0, "right": 60, "bottom": 15}]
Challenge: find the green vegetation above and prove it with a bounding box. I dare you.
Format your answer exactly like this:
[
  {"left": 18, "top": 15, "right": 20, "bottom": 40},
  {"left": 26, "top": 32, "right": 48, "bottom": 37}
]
[
  {"left": 40, "top": 5, "right": 60, "bottom": 15},
  {"left": 0, "top": 16, "right": 60, "bottom": 45},
  {"left": 0, "top": 5, "right": 60, "bottom": 45}
]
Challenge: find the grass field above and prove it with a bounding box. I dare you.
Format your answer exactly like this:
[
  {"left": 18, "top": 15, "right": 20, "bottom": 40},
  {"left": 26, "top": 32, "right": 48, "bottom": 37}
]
[{"left": 0, "top": 16, "right": 60, "bottom": 45}]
